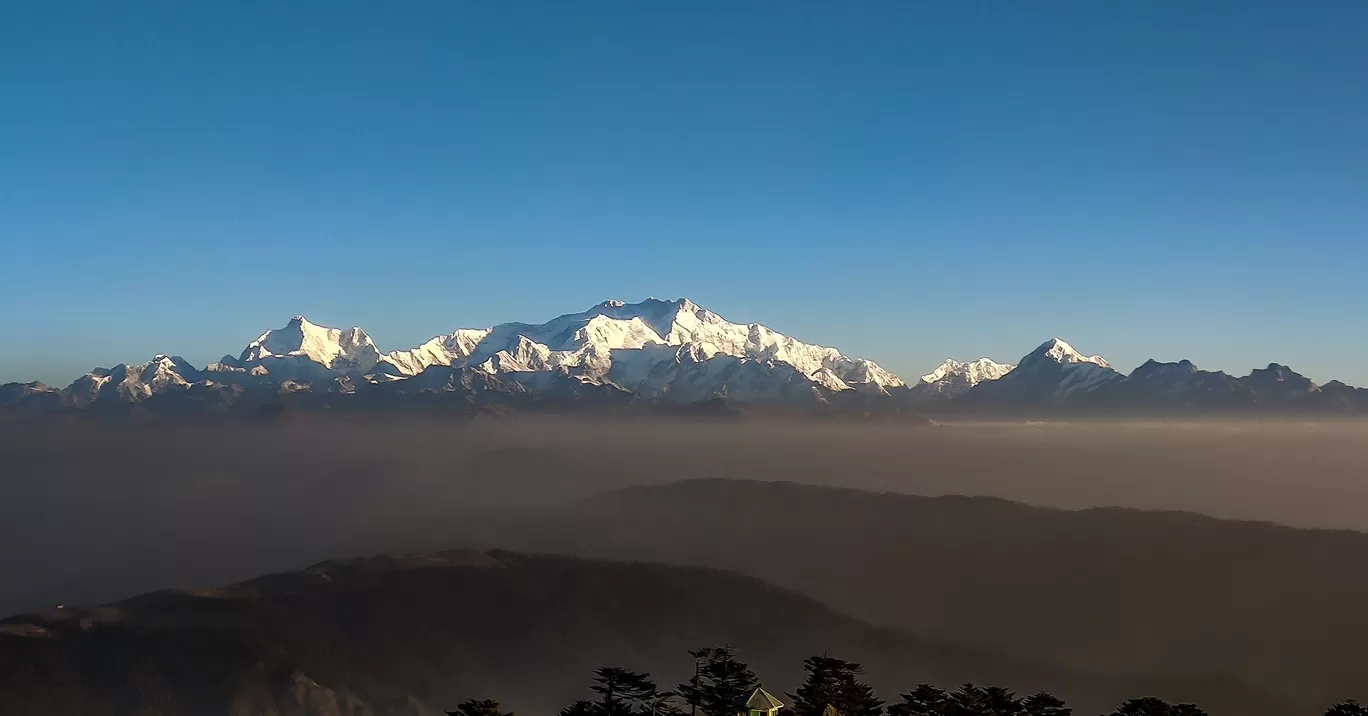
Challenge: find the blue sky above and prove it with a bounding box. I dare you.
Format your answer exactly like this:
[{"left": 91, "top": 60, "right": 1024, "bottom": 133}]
[{"left": 2, "top": 1, "right": 1365, "bottom": 386}]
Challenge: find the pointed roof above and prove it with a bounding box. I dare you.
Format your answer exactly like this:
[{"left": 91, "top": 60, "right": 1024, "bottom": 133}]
[{"left": 737, "top": 687, "right": 786, "bottom": 711}]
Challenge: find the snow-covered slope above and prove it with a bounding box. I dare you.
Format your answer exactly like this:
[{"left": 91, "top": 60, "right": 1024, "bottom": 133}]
[
  {"left": 1028, "top": 338, "right": 1122, "bottom": 399},
  {"left": 371, "top": 298, "right": 903, "bottom": 402},
  {"left": 234, "top": 316, "right": 381, "bottom": 377},
  {"left": 909, "top": 358, "right": 1015, "bottom": 402},
  {"left": 1035, "top": 338, "right": 1110, "bottom": 368},
  {"left": 603, "top": 343, "right": 833, "bottom": 404},
  {"left": 65, "top": 355, "right": 201, "bottom": 406},
  {"left": 459, "top": 311, "right": 669, "bottom": 379},
  {"left": 920, "top": 358, "right": 1016, "bottom": 385},
  {"left": 374, "top": 328, "right": 491, "bottom": 377},
  {"left": 630, "top": 298, "right": 903, "bottom": 390}
]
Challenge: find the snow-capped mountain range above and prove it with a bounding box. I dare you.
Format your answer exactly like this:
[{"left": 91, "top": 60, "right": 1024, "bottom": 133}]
[
  {"left": 3, "top": 298, "right": 1366, "bottom": 417},
  {"left": 204, "top": 298, "right": 907, "bottom": 402}
]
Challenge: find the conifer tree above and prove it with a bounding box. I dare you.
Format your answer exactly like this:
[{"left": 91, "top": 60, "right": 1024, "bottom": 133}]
[
  {"left": 788, "top": 656, "right": 883, "bottom": 716},
  {"left": 1107, "top": 697, "right": 1207, "bottom": 716},
  {"left": 592, "top": 668, "right": 664, "bottom": 716},
  {"left": 446, "top": 699, "right": 514, "bottom": 716},
  {"left": 678, "top": 647, "right": 761, "bottom": 716}
]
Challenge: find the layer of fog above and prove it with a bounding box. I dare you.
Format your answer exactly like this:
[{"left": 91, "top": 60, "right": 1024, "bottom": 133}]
[{"left": 3, "top": 417, "right": 1367, "bottom": 616}]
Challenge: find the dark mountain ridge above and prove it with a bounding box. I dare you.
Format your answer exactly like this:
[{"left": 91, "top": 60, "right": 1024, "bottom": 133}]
[
  {"left": 0, "top": 551, "right": 1282, "bottom": 716},
  {"left": 482, "top": 479, "right": 1368, "bottom": 713}
]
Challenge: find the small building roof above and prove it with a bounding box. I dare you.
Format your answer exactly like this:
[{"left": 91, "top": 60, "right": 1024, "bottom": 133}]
[{"left": 737, "top": 687, "right": 786, "bottom": 711}]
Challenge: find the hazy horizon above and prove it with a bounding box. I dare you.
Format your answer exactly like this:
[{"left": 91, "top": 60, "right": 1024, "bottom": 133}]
[{"left": 5, "top": 417, "right": 1368, "bottom": 617}]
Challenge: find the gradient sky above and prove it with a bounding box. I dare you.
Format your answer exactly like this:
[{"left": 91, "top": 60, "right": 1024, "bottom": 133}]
[{"left": 2, "top": 1, "right": 1365, "bottom": 387}]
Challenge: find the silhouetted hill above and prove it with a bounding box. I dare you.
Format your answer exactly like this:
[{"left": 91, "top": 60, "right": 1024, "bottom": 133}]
[
  {"left": 0, "top": 551, "right": 1280, "bottom": 716},
  {"left": 490, "top": 479, "right": 1368, "bottom": 712}
]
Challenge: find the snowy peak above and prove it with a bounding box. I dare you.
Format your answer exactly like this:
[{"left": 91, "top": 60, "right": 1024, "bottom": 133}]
[
  {"left": 376, "top": 328, "right": 491, "bottom": 377},
  {"left": 135, "top": 354, "right": 200, "bottom": 384},
  {"left": 907, "top": 357, "right": 1015, "bottom": 402},
  {"left": 585, "top": 297, "right": 704, "bottom": 345},
  {"left": 593, "top": 297, "right": 905, "bottom": 390},
  {"left": 1024, "top": 338, "right": 1111, "bottom": 369},
  {"left": 961, "top": 338, "right": 1122, "bottom": 406},
  {"left": 239, "top": 316, "right": 381, "bottom": 375},
  {"left": 474, "top": 335, "right": 555, "bottom": 374},
  {"left": 369, "top": 297, "right": 905, "bottom": 399},
  {"left": 64, "top": 354, "right": 201, "bottom": 405},
  {"left": 919, "top": 358, "right": 1016, "bottom": 386}
]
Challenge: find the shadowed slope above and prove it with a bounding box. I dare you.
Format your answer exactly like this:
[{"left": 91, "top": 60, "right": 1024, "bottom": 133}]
[
  {"left": 490, "top": 479, "right": 1368, "bottom": 712},
  {"left": 0, "top": 551, "right": 1281, "bottom": 716}
]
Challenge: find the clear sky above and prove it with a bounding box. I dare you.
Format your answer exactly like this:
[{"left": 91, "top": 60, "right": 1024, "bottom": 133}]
[{"left": 2, "top": 1, "right": 1365, "bottom": 387}]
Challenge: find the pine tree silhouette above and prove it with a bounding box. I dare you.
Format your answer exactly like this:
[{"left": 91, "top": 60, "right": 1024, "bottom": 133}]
[
  {"left": 787, "top": 656, "right": 882, "bottom": 716},
  {"left": 1107, "top": 697, "right": 1208, "bottom": 716},
  {"left": 447, "top": 699, "right": 514, "bottom": 716},
  {"left": 678, "top": 646, "right": 761, "bottom": 716}
]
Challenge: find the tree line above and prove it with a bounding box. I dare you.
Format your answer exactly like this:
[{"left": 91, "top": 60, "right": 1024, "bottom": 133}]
[{"left": 445, "top": 646, "right": 1368, "bottom": 716}]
